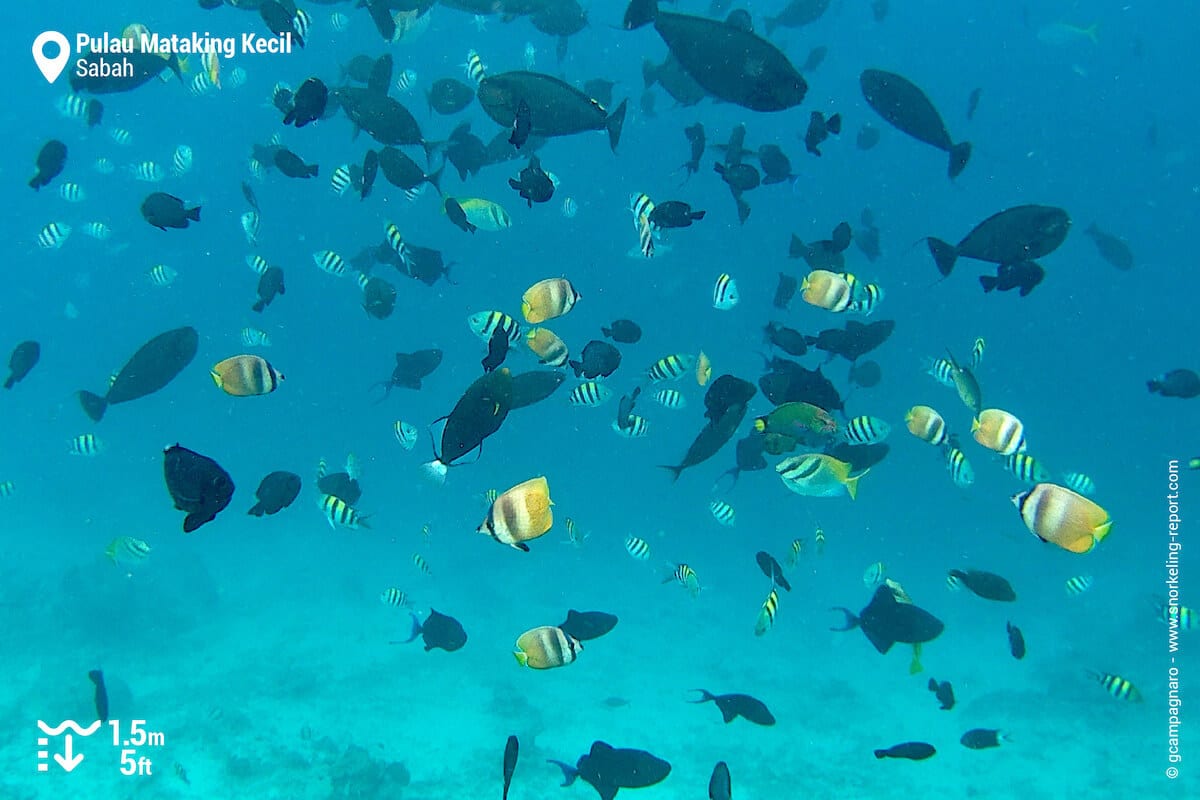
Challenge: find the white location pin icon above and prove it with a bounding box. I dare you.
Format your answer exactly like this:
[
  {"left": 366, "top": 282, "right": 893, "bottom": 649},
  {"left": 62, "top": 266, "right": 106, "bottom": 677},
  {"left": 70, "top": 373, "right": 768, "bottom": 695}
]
[{"left": 32, "top": 31, "right": 71, "bottom": 84}]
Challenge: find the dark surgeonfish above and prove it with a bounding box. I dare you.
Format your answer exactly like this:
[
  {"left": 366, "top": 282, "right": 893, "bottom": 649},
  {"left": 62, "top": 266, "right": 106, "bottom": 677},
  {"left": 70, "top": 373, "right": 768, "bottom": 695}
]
[
  {"left": 1148, "top": 369, "right": 1200, "bottom": 399},
  {"left": 805, "top": 320, "right": 895, "bottom": 363},
  {"left": 831, "top": 584, "right": 945, "bottom": 655},
  {"left": 29, "top": 140, "right": 67, "bottom": 190},
  {"left": 874, "top": 742, "right": 936, "bottom": 761},
  {"left": 284, "top": 77, "right": 328, "bottom": 127},
  {"left": 755, "top": 551, "right": 792, "bottom": 592},
  {"left": 361, "top": 274, "right": 397, "bottom": 319},
  {"left": 708, "top": 761, "right": 731, "bottom": 800},
  {"left": 477, "top": 71, "right": 628, "bottom": 152},
  {"left": 1006, "top": 621, "right": 1026, "bottom": 660},
  {"left": 247, "top": 471, "right": 301, "bottom": 516},
  {"left": 371, "top": 349, "right": 443, "bottom": 400},
  {"left": 482, "top": 327, "right": 510, "bottom": 374},
  {"left": 252, "top": 266, "right": 286, "bottom": 312},
  {"left": 648, "top": 201, "right": 706, "bottom": 229},
  {"left": 378, "top": 147, "right": 442, "bottom": 193},
  {"left": 558, "top": 609, "right": 619, "bottom": 641},
  {"left": 928, "top": 677, "right": 955, "bottom": 710},
  {"left": 317, "top": 471, "right": 361, "bottom": 507},
  {"left": 947, "top": 569, "right": 1016, "bottom": 601},
  {"left": 141, "top": 192, "right": 201, "bottom": 230},
  {"left": 764, "top": 0, "right": 831, "bottom": 34},
  {"left": 70, "top": 49, "right": 183, "bottom": 94},
  {"left": 88, "top": 669, "right": 109, "bottom": 723},
  {"left": 789, "top": 220, "right": 852, "bottom": 270},
  {"left": 508, "top": 155, "right": 556, "bottom": 206},
  {"left": 549, "top": 741, "right": 671, "bottom": 800},
  {"left": 848, "top": 360, "right": 882, "bottom": 388},
  {"left": 682, "top": 123, "right": 705, "bottom": 177},
  {"left": 926, "top": 205, "right": 1071, "bottom": 278},
  {"left": 398, "top": 609, "right": 467, "bottom": 652},
  {"left": 689, "top": 690, "right": 776, "bottom": 726},
  {"left": 163, "top": 444, "right": 235, "bottom": 533},
  {"left": 713, "top": 432, "right": 768, "bottom": 491},
  {"left": 510, "top": 370, "right": 567, "bottom": 410},
  {"left": 860, "top": 69, "right": 970, "bottom": 178},
  {"left": 503, "top": 735, "right": 520, "bottom": 800},
  {"left": 570, "top": 340, "right": 622, "bottom": 379},
  {"left": 757, "top": 144, "right": 795, "bottom": 184},
  {"left": 424, "top": 369, "right": 514, "bottom": 482},
  {"left": 79, "top": 326, "right": 199, "bottom": 421},
  {"left": 427, "top": 77, "right": 476, "bottom": 115},
  {"left": 624, "top": 0, "right": 807, "bottom": 112},
  {"left": 663, "top": 376, "right": 755, "bottom": 481},
  {"left": 5, "top": 340, "right": 40, "bottom": 389},
  {"left": 979, "top": 260, "right": 1045, "bottom": 296},
  {"left": 773, "top": 273, "right": 798, "bottom": 309},
  {"left": 1084, "top": 223, "right": 1134, "bottom": 271},
  {"left": 759, "top": 359, "right": 843, "bottom": 411}
]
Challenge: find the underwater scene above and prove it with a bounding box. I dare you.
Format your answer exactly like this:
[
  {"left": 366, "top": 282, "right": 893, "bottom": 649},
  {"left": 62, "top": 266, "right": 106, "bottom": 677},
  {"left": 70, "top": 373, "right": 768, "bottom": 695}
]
[{"left": 3, "top": 0, "right": 1197, "bottom": 798}]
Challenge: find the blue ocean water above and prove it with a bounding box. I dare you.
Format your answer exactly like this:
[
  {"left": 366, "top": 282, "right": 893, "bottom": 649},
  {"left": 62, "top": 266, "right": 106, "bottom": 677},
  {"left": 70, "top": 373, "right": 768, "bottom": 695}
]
[{"left": 2, "top": 1, "right": 1196, "bottom": 798}]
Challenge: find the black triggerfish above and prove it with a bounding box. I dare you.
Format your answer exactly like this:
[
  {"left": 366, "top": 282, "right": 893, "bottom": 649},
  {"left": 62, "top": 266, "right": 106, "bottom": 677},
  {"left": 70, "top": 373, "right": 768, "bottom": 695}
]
[{"left": 424, "top": 369, "right": 514, "bottom": 483}]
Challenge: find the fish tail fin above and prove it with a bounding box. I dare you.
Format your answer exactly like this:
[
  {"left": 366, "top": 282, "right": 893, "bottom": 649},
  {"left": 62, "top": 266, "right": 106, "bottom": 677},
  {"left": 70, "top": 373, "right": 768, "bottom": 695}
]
[
  {"left": 687, "top": 689, "right": 715, "bottom": 704},
  {"left": 403, "top": 613, "right": 422, "bottom": 644},
  {"left": 845, "top": 472, "right": 862, "bottom": 500},
  {"left": 307, "top": 164, "right": 320, "bottom": 178},
  {"left": 735, "top": 195, "right": 751, "bottom": 224},
  {"left": 247, "top": 503, "right": 265, "bottom": 517},
  {"left": 427, "top": 163, "right": 445, "bottom": 196},
  {"left": 79, "top": 390, "right": 107, "bottom": 422},
  {"left": 979, "top": 274, "right": 997, "bottom": 293},
  {"left": 826, "top": 114, "right": 842, "bottom": 135},
  {"left": 606, "top": 99, "right": 628, "bottom": 152},
  {"left": 948, "top": 141, "right": 971, "bottom": 179},
  {"left": 3, "top": 377, "right": 14, "bottom": 389},
  {"left": 251, "top": 300, "right": 266, "bottom": 312},
  {"left": 927, "top": 237, "right": 957, "bottom": 276},
  {"left": 788, "top": 234, "right": 807, "bottom": 259},
  {"left": 187, "top": 205, "right": 202, "bottom": 222},
  {"left": 1085, "top": 23, "right": 1099, "bottom": 44},
  {"left": 623, "top": 0, "right": 658, "bottom": 30},
  {"left": 829, "top": 607, "right": 860, "bottom": 632},
  {"left": 547, "top": 759, "right": 579, "bottom": 787},
  {"left": 600, "top": 326, "right": 612, "bottom": 338},
  {"left": 641, "top": 58, "right": 657, "bottom": 88},
  {"left": 659, "top": 464, "right": 683, "bottom": 483},
  {"left": 421, "top": 460, "right": 448, "bottom": 485},
  {"left": 873, "top": 749, "right": 888, "bottom": 759}
]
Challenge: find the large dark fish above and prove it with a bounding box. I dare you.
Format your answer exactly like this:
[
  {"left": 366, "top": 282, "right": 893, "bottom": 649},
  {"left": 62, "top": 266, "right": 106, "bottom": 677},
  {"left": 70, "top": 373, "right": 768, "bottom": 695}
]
[
  {"left": 831, "top": 584, "right": 944, "bottom": 655},
  {"left": 335, "top": 87, "right": 424, "bottom": 146},
  {"left": 284, "top": 77, "right": 328, "bottom": 127},
  {"left": 88, "top": 669, "right": 109, "bottom": 723},
  {"left": 79, "top": 326, "right": 198, "bottom": 421},
  {"left": 759, "top": 359, "right": 843, "bottom": 411},
  {"left": 372, "top": 349, "right": 443, "bottom": 400},
  {"left": 5, "top": 340, "right": 40, "bottom": 389},
  {"left": 703, "top": 375, "right": 757, "bottom": 423},
  {"left": 789, "top": 221, "right": 852, "bottom": 269},
  {"left": 252, "top": 266, "right": 286, "bottom": 312},
  {"left": 826, "top": 442, "right": 889, "bottom": 474},
  {"left": 399, "top": 608, "right": 468, "bottom": 652},
  {"left": 427, "top": 77, "right": 476, "bottom": 115},
  {"left": 29, "top": 140, "right": 67, "bottom": 190},
  {"left": 558, "top": 609, "right": 619, "bottom": 641},
  {"left": 482, "top": 327, "right": 510, "bottom": 373},
  {"left": 247, "top": 471, "right": 301, "bottom": 517},
  {"left": 70, "top": 50, "right": 183, "bottom": 94},
  {"left": 549, "top": 741, "right": 671, "bottom": 800},
  {"left": 662, "top": 399, "right": 749, "bottom": 481},
  {"left": 625, "top": 0, "right": 806, "bottom": 112},
  {"left": 477, "top": 71, "right": 627, "bottom": 152},
  {"left": 927, "top": 205, "right": 1071, "bottom": 277},
  {"left": 163, "top": 444, "right": 235, "bottom": 533},
  {"left": 874, "top": 742, "right": 935, "bottom": 761},
  {"left": 425, "top": 369, "right": 514, "bottom": 482},
  {"left": 689, "top": 690, "right": 775, "bottom": 726},
  {"left": 510, "top": 370, "right": 567, "bottom": 409},
  {"left": 361, "top": 274, "right": 397, "bottom": 319},
  {"left": 570, "top": 340, "right": 622, "bottom": 379},
  {"left": 317, "top": 471, "right": 361, "bottom": 506},
  {"left": 860, "top": 69, "right": 970, "bottom": 178},
  {"left": 378, "top": 147, "right": 442, "bottom": 193},
  {"left": 503, "top": 735, "right": 520, "bottom": 800}
]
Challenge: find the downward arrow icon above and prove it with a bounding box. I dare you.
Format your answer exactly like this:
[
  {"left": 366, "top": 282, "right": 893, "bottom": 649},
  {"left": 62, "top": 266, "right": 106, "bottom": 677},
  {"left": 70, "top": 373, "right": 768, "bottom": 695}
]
[{"left": 53, "top": 734, "right": 84, "bottom": 772}]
